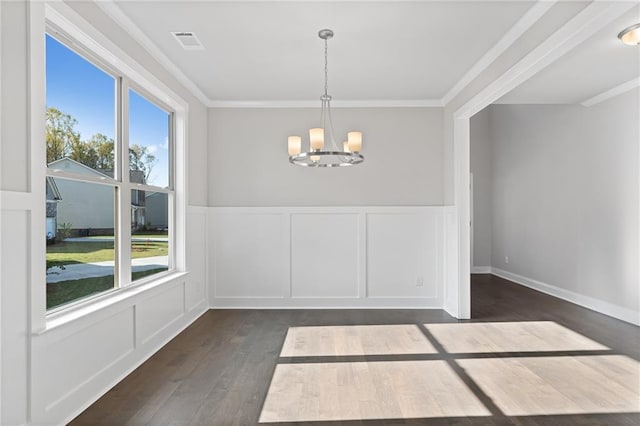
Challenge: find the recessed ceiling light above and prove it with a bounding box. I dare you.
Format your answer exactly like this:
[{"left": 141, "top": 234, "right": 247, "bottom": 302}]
[
  {"left": 618, "top": 23, "right": 640, "bottom": 45},
  {"left": 170, "top": 32, "right": 204, "bottom": 50}
]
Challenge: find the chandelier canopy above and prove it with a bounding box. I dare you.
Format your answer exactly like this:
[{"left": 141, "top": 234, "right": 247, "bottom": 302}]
[{"left": 288, "top": 29, "right": 364, "bottom": 167}]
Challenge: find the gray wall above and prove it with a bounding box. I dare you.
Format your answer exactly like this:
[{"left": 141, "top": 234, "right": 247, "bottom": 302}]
[
  {"left": 470, "top": 107, "right": 492, "bottom": 268},
  {"left": 472, "top": 91, "right": 639, "bottom": 313},
  {"left": 208, "top": 107, "right": 443, "bottom": 206},
  {"left": 1, "top": 1, "right": 29, "bottom": 192}
]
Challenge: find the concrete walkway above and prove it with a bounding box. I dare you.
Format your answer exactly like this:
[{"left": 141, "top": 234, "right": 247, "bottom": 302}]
[
  {"left": 65, "top": 236, "right": 168, "bottom": 243},
  {"left": 47, "top": 255, "right": 168, "bottom": 283}
]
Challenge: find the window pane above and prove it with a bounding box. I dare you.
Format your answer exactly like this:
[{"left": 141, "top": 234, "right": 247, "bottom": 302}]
[
  {"left": 129, "top": 89, "right": 170, "bottom": 188},
  {"left": 46, "top": 178, "right": 116, "bottom": 309},
  {"left": 131, "top": 190, "right": 169, "bottom": 281},
  {"left": 46, "top": 34, "right": 116, "bottom": 175}
]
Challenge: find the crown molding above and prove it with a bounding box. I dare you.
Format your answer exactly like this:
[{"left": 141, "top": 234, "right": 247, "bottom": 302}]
[
  {"left": 94, "top": 1, "right": 445, "bottom": 109},
  {"left": 580, "top": 76, "right": 640, "bottom": 107},
  {"left": 94, "top": 0, "right": 632, "bottom": 111},
  {"left": 440, "top": 0, "right": 556, "bottom": 106},
  {"left": 95, "top": 0, "right": 211, "bottom": 106},
  {"left": 207, "top": 99, "right": 443, "bottom": 108},
  {"left": 455, "top": 0, "right": 637, "bottom": 119}
]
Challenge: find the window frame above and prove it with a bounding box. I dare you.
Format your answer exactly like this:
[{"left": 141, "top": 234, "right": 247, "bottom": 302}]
[{"left": 40, "top": 5, "right": 187, "bottom": 321}]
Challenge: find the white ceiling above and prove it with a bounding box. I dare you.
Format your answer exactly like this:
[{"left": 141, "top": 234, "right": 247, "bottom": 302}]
[
  {"left": 497, "top": 4, "right": 640, "bottom": 105},
  {"left": 113, "top": 0, "right": 534, "bottom": 102},
  {"left": 107, "top": 1, "right": 639, "bottom": 106}
]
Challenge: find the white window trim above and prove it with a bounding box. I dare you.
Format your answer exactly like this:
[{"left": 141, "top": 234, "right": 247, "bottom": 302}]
[{"left": 31, "top": 2, "right": 188, "bottom": 331}]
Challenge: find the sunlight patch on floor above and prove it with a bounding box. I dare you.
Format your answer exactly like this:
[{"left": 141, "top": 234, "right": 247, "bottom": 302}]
[
  {"left": 280, "top": 324, "right": 437, "bottom": 357},
  {"left": 459, "top": 355, "right": 640, "bottom": 416},
  {"left": 259, "top": 360, "right": 490, "bottom": 423},
  {"left": 425, "top": 321, "right": 609, "bottom": 353}
]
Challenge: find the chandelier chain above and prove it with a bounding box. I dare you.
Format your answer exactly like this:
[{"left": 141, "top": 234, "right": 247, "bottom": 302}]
[{"left": 324, "top": 38, "right": 329, "bottom": 97}]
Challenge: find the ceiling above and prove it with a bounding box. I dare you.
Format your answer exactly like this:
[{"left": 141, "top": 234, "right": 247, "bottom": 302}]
[
  {"left": 113, "top": 0, "right": 534, "bottom": 102},
  {"left": 107, "top": 1, "right": 639, "bottom": 106},
  {"left": 497, "top": 4, "right": 640, "bottom": 105}
]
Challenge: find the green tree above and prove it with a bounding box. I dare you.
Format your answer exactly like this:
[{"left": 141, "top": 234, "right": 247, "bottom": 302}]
[
  {"left": 129, "top": 144, "right": 157, "bottom": 183},
  {"left": 46, "top": 108, "right": 156, "bottom": 183},
  {"left": 88, "top": 133, "right": 115, "bottom": 171},
  {"left": 46, "top": 107, "right": 80, "bottom": 163},
  {"left": 70, "top": 138, "right": 99, "bottom": 169}
]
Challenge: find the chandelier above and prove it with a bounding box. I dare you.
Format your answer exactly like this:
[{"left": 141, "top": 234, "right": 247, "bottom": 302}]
[{"left": 287, "top": 29, "right": 364, "bottom": 167}]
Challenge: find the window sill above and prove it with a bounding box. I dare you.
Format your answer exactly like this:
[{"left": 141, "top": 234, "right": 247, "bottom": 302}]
[{"left": 38, "top": 270, "right": 189, "bottom": 335}]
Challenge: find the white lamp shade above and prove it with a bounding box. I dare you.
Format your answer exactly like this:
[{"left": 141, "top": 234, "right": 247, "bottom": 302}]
[
  {"left": 347, "top": 131, "right": 362, "bottom": 153},
  {"left": 619, "top": 24, "right": 640, "bottom": 45},
  {"left": 343, "top": 141, "right": 350, "bottom": 153},
  {"left": 310, "top": 128, "right": 324, "bottom": 150},
  {"left": 288, "top": 136, "right": 301, "bottom": 156},
  {"left": 310, "top": 155, "right": 320, "bottom": 162}
]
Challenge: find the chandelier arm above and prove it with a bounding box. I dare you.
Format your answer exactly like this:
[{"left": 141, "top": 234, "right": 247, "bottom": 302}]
[
  {"left": 320, "top": 98, "right": 326, "bottom": 146},
  {"left": 326, "top": 99, "right": 340, "bottom": 151}
]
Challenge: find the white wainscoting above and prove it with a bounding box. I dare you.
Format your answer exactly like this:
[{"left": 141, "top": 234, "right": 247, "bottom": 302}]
[
  {"left": 367, "top": 212, "right": 440, "bottom": 299},
  {"left": 185, "top": 208, "right": 208, "bottom": 310},
  {"left": 0, "top": 208, "right": 31, "bottom": 425},
  {"left": 291, "top": 213, "right": 361, "bottom": 299},
  {"left": 26, "top": 205, "right": 209, "bottom": 425},
  {"left": 136, "top": 283, "right": 186, "bottom": 345},
  {"left": 32, "top": 307, "right": 136, "bottom": 416},
  {"left": 443, "top": 207, "right": 459, "bottom": 317},
  {"left": 212, "top": 212, "right": 288, "bottom": 299},
  {"left": 210, "top": 207, "right": 446, "bottom": 308}
]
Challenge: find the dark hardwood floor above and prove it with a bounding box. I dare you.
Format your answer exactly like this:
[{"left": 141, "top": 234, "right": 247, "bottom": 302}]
[{"left": 70, "top": 275, "right": 640, "bottom": 425}]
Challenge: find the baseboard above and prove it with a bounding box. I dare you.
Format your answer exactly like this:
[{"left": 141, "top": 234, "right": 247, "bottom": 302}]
[
  {"left": 471, "top": 266, "right": 492, "bottom": 274},
  {"left": 210, "top": 297, "right": 443, "bottom": 309},
  {"left": 490, "top": 267, "right": 640, "bottom": 326}
]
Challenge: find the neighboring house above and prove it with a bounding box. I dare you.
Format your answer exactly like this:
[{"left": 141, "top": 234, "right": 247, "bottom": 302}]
[
  {"left": 102, "top": 168, "right": 147, "bottom": 231},
  {"left": 131, "top": 187, "right": 146, "bottom": 230},
  {"left": 145, "top": 192, "right": 169, "bottom": 230},
  {"left": 47, "top": 157, "right": 148, "bottom": 233},
  {"left": 48, "top": 158, "right": 115, "bottom": 232},
  {"left": 45, "top": 176, "right": 62, "bottom": 239}
]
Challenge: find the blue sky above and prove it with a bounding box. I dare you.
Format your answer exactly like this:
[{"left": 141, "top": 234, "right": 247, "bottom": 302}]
[{"left": 46, "top": 34, "right": 169, "bottom": 188}]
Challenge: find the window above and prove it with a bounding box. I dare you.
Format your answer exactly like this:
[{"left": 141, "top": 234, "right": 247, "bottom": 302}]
[
  {"left": 45, "top": 31, "right": 175, "bottom": 311},
  {"left": 128, "top": 90, "right": 172, "bottom": 281}
]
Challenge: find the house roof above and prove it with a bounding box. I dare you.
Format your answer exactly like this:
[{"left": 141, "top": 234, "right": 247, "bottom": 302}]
[
  {"left": 146, "top": 191, "right": 165, "bottom": 198},
  {"left": 46, "top": 176, "right": 62, "bottom": 201},
  {"left": 48, "top": 158, "right": 149, "bottom": 184},
  {"left": 47, "top": 157, "right": 112, "bottom": 179}
]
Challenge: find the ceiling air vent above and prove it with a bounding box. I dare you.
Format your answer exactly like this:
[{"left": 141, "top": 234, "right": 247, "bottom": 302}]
[{"left": 170, "top": 32, "right": 204, "bottom": 50}]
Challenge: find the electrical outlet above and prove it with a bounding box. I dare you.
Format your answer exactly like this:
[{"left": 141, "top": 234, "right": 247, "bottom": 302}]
[
  {"left": 505, "top": 256, "right": 509, "bottom": 264},
  {"left": 416, "top": 277, "right": 424, "bottom": 287}
]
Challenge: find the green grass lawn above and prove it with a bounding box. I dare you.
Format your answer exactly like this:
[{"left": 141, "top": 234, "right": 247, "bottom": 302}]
[
  {"left": 132, "top": 233, "right": 168, "bottom": 239},
  {"left": 84, "top": 234, "right": 168, "bottom": 240},
  {"left": 47, "top": 240, "right": 168, "bottom": 265},
  {"left": 46, "top": 267, "right": 168, "bottom": 309}
]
